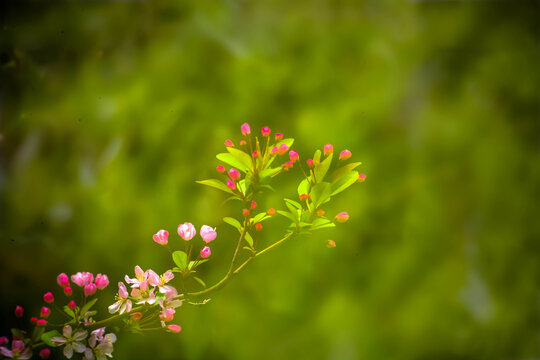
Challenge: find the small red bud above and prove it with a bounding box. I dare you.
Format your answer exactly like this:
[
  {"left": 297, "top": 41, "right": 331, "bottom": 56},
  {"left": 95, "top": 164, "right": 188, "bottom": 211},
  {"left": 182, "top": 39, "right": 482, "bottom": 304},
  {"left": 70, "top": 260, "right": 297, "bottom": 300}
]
[
  {"left": 262, "top": 126, "right": 271, "bottom": 136},
  {"left": 252, "top": 151, "right": 258, "bottom": 157},
  {"left": 43, "top": 292, "right": 54, "bottom": 304},
  {"left": 317, "top": 209, "right": 325, "bottom": 216},
  {"left": 36, "top": 319, "right": 47, "bottom": 327},
  {"left": 64, "top": 286, "right": 72, "bottom": 296},
  {"left": 30, "top": 317, "right": 37, "bottom": 324},
  {"left": 15, "top": 306, "right": 23, "bottom": 318},
  {"left": 39, "top": 348, "right": 51, "bottom": 359},
  {"left": 242, "top": 209, "right": 250, "bottom": 217},
  {"left": 68, "top": 300, "right": 76, "bottom": 310},
  {"left": 299, "top": 193, "right": 309, "bottom": 201},
  {"left": 216, "top": 165, "right": 226, "bottom": 174},
  {"left": 239, "top": 140, "right": 247, "bottom": 146},
  {"left": 307, "top": 159, "right": 314, "bottom": 168},
  {"left": 251, "top": 201, "right": 257, "bottom": 209},
  {"left": 255, "top": 223, "right": 263, "bottom": 231},
  {"left": 40, "top": 307, "right": 51, "bottom": 319},
  {"left": 324, "top": 144, "right": 333, "bottom": 156},
  {"left": 224, "top": 139, "right": 234, "bottom": 147},
  {"left": 327, "top": 240, "right": 336, "bottom": 248},
  {"left": 267, "top": 208, "right": 275, "bottom": 216},
  {"left": 358, "top": 173, "right": 366, "bottom": 182},
  {"left": 275, "top": 133, "right": 283, "bottom": 141}
]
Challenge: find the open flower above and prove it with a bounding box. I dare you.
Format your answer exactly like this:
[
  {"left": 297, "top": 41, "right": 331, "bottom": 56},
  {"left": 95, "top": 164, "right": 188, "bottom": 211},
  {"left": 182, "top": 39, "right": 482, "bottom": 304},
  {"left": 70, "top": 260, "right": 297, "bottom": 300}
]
[
  {"left": 124, "top": 265, "right": 147, "bottom": 288},
  {"left": 108, "top": 282, "right": 132, "bottom": 315},
  {"left": 130, "top": 280, "right": 156, "bottom": 305},
  {"left": 0, "top": 340, "right": 32, "bottom": 359},
  {"left": 51, "top": 325, "right": 88, "bottom": 359},
  {"left": 83, "top": 328, "right": 116, "bottom": 360},
  {"left": 147, "top": 270, "right": 175, "bottom": 294}
]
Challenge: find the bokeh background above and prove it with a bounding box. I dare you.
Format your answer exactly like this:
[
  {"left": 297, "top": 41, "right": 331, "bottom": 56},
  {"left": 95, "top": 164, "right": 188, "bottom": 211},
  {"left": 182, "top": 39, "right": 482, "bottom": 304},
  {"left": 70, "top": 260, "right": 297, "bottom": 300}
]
[{"left": 2, "top": 1, "right": 540, "bottom": 359}]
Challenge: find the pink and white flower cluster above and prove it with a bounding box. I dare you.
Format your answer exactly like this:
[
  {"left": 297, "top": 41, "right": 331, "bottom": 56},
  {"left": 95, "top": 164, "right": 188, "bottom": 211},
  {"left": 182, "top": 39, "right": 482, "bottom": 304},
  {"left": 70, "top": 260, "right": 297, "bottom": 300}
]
[
  {"left": 57, "top": 271, "right": 109, "bottom": 298},
  {"left": 154, "top": 222, "right": 216, "bottom": 258},
  {"left": 50, "top": 325, "right": 117, "bottom": 360}
]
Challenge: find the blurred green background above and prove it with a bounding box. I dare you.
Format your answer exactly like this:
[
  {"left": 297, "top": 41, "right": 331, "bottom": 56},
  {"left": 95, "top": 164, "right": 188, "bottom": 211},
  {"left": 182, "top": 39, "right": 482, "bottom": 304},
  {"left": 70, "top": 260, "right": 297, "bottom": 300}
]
[{"left": 2, "top": 1, "right": 540, "bottom": 359}]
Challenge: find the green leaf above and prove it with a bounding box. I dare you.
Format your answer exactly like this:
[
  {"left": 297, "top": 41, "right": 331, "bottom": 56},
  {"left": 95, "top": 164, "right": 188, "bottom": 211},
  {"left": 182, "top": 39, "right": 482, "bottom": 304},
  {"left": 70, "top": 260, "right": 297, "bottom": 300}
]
[
  {"left": 314, "top": 153, "right": 333, "bottom": 183},
  {"left": 223, "top": 217, "right": 243, "bottom": 232},
  {"left": 329, "top": 162, "right": 362, "bottom": 183},
  {"left": 11, "top": 328, "right": 26, "bottom": 340},
  {"left": 310, "top": 182, "right": 332, "bottom": 208},
  {"left": 252, "top": 212, "right": 268, "bottom": 223},
  {"left": 313, "top": 149, "right": 321, "bottom": 164},
  {"left": 260, "top": 167, "right": 281, "bottom": 178},
  {"left": 266, "top": 138, "right": 295, "bottom": 167},
  {"left": 237, "top": 179, "right": 247, "bottom": 195},
  {"left": 310, "top": 217, "right": 336, "bottom": 230},
  {"left": 172, "top": 251, "right": 188, "bottom": 270},
  {"left": 41, "top": 330, "right": 62, "bottom": 347},
  {"left": 189, "top": 259, "right": 209, "bottom": 269},
  {"left": 260, "top": 184, "right": 276, "bottom": 192},
  {"left": 227, "top": 147, "right": 254, "bottom": 171},
  {"left": 284, "top": 198, "right": 302, "bottom": 209},
  {"left": 297, "top": 178, "right": 310, "bottom": 196},
  {"left": 244, "top": 232, "right": 254, "bottom": 247},
  {"left": 216, "top": 153, "right": 250, "bottom": 172},
  {"left": 277, "top": 210, "right": 297, "bottom": 222},
  {"left": 285, "top": 202, "right": 299, "bottom": 216},
  {"left": 330, "top": 171, "right": 359, "bottom": 196},
  {"left": 196, "top": 179, "right": 235, "bottom": 195},
  {"left": 193, "top": 277, "right": 206, "bottom": 288},
  {"left": 63, "top": 306, "right": 76, "bottom": 318},
  {"left": 32, "top": 326, "right": 45, "bottom": 342},
  {"left": 80, "top": 298, "right": 98, "bottom": 316}
]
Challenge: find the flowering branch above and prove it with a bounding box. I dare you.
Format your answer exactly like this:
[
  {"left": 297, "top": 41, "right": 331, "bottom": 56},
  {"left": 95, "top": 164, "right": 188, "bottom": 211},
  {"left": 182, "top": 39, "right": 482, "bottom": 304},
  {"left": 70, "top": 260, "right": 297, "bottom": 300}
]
[{"left": 1, "top": 124, "right": 366, "bottom": 360}]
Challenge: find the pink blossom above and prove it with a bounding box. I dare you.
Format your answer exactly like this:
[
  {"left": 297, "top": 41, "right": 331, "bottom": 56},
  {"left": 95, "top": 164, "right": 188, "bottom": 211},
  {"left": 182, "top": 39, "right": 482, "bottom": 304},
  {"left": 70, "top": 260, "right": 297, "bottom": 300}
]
[
  {"left": 71, "top": 272, "right": 94, "bottom": 287},
  {"left": 200, "top": 246, "right": 211, "bottom": 259},
  {"left": 275, "top": 133, "right": 283, "bottom": 141},
  {"left": 57, "top": 273, "right": 70, "bottom": 288},
  {"left": 358, "top": 173, "right": 366, "bottom": 182},
  {"left": 279, "top": 143, "right": 289, "bottom": 155},
  {"left": 0, "top": 339, "right": 32, "bottom": 359},
  {"left": 262, "top": 126, "right": 271, "bottom": 136},
  {"left": 177, "top": 222, "right": 196, "bottom": 241},
  {"left": 200, "top": 225, "right": 217, "bottom": 243},
  {"left": 160, "top": 307, "right": 175, "bottom": 322},
  {"left": 95, "top": 274, "right": 109, "bottom": 290},
  {"left": 68, "top": 301, "right": 76, "bottom": 310},
  {"left": 130, "top": 281, "right": 156, "bottom": 305},
  {"left": 36, "top": 319, "right": 47, "bottom": 327},
  {"left": 108, "top": 282, "right": 132, "bottom": 315},
  {"left": 324, "top": 144, "right": 333, "bottom": 156},
  {"left": 216, "top": 165, "right": 226, "bottom": 173},
  {"left": 39, "top": 348, "right": 50, "bottom": 359},
  {"left": 125, "top": 265, "right": 147, "bottom": 288},
  {"left": 167, "top": 324, "right": 182, "bottom": 333},
  {"left": 43, "top": 292, "right": 54, "bottom": 304},
  {"left": 241, "top": 123, "right": 251, "bottom": 135},
  {"left": 152, "top": 229, "right": 169, "bottom": 245},
  {"left": 226, "top": 180, "right": 236, "bottom": 190},
  {"left": 335, "top": 212, "right": 349, "bottom": 223},
  {"left": 228, "top": 168, "right": 241, "bottom": 181},
  {"left": 40, "top": 307, "right": 51, "bottom": 319},
  {"left": 147, "top": 270, "right": 175, "bottom": 294},
  {"left": 64, "top": 286, "right": 72, "bottom": 296},
  {"left": 0, "top": 337, "right": 8, "bottom": 346},
  {"left": 224, "top": 139, "right": 234, "bottom": 147},
  {"left": 84, "top": 283, "right": 97, "bottom": 297},
  {"left": 339, "top": 149, "right": 351, "bottom": 161},
  {"left": 289, "top": 150, "right": 299, "bottom": 162},
  {"left": 271, "top": 146, "right": 279, "bottom": 155},
  {"left": 14, "top": 306, "right": 23, "bottom": 318}
]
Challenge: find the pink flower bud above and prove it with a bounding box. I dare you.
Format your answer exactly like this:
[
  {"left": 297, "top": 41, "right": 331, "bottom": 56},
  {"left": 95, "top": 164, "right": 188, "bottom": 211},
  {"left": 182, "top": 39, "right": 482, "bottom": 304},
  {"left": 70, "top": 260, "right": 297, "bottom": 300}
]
[
  {"left": 56, "top": 273, "right": 70, "bottom": 288},
  {"left": 239, "top": 140, "right": 247, "bottom": 146},
  {"left": 64, "top": 286, "right": 72, "bottom": 296},
  {"left": 241, "top": 123, "right": 251, "bottom": 135},
  {"left": 130, "top": 312, "right": 143, "bottom": 321},
  {"left": 267, "top": 208, "right": 275, "bottom": 216},
  {"left": 216, "top": 165, "right": 226, "bottom": 174},
  {"left": 178, "top": 222, "right": 196, "bottom": 241},
  {"left": 242, "top": 209, "right": 250, "bottom": 217},
  {"left": 200, "top": 246, "right": 211, "bottom": 259},
  {"left": 84, "top": 283, "right": 97, "bottom": 297},
  {"left": 262, "top": 126, "right": 271, "bottom": 136},
  {"left": 251, "top": 201, "right": 257, "bottom": 209},
  {"left": 167, "top": 324, "right": 182, "bottom": 333},
  {"left": 228, "top": 168, "right": 241, "bottom": 181},
  {"left": 299, "top": 193, "right": 309, "bottom": 201},
  {"left": 68, "top": 301, "right": 76, "bottom": 310},
  {"left": 43, "top": 292, "right": 54, "bottom": 304},
  {"left": 324, "top": 144, "right": 333, "bottom": 156},
  {"left": 71, "top": 272, "right": 94, "bottom": 287},
  {"left": 226, "top": 180, "right": 236, "bottom": 190},
  {"left": 0, "top": 336, "right": 8, "bottom": 346},
  {"left": 289, "top": 150, "right": 299, "bottom": 162},
  {"left": 279, "top": 143, "right": 289, "bottom": 155},
  {"left": 335, "top": 212, "right": 349, "bottom": 223},
  {"left": 271, "top": 146, "right": 279, "bottom": 155},
  {"left": 255, "top": 223, "right": 263, "bottom": 231},
  {"left": 15, "top": 305, "right": 23, "bottom": 318},
  {"left": 275, "top": 133, "right": 283, "bottom": 141},
  {"left": 39, "top": 348, "right": 51, "bottom": 359},
  {"left": 95, "top": 274, "right": 109, "bottom": 290},
  {"left": 40, "top": 307, "right": 51, "bottom": 319},
  {"left": 152, "top": 229, "right": 169, "bottom": 245},
  {"left": 358, "top": 173, "right": 366, "bottom": 182},
  {"left": 307, "top": 159, "right": 314, "bottom": 168},
  {"left": 252, "top": 151, "right": 258, "bottom": 157},
  {"left": 327, "top": 240, "right": 336, "bottom": 248},
  {"left": 224, "top": 139, "right": 234, "bottom": 147},
  {"left": 200, "top": 225, "right": 217, "bottom": 243},
  {"left": 317, "top": 209, "right": 325, "bottom": 216},
  {"left": 36, "top": 319, "right": 47, "bottom": 327},
  {"left": 30, "top": 317, "right": 37, "bottom": 324},
  {"left": 339, "top": 149, "right": 351, "bottom": 161}
]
